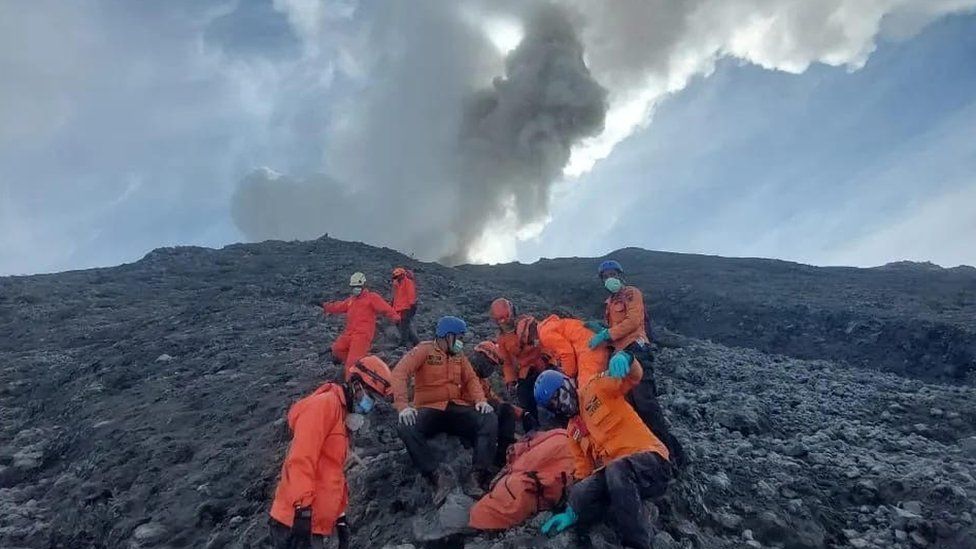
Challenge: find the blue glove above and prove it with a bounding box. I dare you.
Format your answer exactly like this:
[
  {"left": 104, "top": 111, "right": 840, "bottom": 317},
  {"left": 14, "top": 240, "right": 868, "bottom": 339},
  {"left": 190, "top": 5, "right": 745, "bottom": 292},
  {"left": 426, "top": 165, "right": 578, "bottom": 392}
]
[
  {"left": 609, "top": 351, "right": 631, "bottom": 378},
  {"left": 583, "top": 320, "right": 607, "bottom": 333},
  {"left": 541, "top": 506, "right": 578, "bottom": 536},
  {"left": 588, "top": 328, "right": 611, "bottom": 349}
]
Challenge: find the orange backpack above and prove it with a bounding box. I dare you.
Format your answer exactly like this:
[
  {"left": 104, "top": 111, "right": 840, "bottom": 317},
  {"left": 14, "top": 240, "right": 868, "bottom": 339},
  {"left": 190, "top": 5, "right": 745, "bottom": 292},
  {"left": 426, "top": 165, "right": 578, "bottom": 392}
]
[{"left": 468, "top": 429, "right": 575, "bottom": 530}]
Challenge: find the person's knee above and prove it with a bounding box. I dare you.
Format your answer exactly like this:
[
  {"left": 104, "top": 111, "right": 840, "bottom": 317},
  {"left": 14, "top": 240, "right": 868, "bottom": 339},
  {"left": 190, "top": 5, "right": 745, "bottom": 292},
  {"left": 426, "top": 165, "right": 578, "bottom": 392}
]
[{"left": 478, "top": 411, "right": 498, "bottom": 436}]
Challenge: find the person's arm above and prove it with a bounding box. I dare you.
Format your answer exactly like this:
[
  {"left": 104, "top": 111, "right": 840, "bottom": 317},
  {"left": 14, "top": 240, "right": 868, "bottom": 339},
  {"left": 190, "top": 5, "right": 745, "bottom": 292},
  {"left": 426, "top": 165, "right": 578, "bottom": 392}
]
[
  {"left": 608, "top": 288, "right": 645, "bottom": 342},
  {"left": 280, "top": 397, "right": 332, "bottom": 507},
  {"left": 498, "top": 342, "right": 517, "bottom": 385},
  {"left": 323, "top": 298, "right": 350, "bottom": 315},
  {"left": 371, "top": 292, "right": 401, "bottom": 322},
  {"left": 541, "top": 328, "right": 577, "bottom": 378},
  {"left": 391, "top": 345, "right": 426, "bottom": 411},
  {"left": 461, "top": 357, "right": 487, "bottom": 403},
  {"left": 569, "top": 436, "right": 594, "bottom": 480}
]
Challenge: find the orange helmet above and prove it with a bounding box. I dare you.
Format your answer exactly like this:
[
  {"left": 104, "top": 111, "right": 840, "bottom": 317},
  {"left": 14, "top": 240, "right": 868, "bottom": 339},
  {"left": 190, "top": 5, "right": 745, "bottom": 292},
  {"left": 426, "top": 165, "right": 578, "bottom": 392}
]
[
  {"left": 392, "top": 267, "right": 406, "bottom": 278},
  {"left": 473, "top": 340, "right": 503, "bottom": 366},
  {"left": 515, "top": 315, "right": 539, "bottom": 347},
  {"left": 349, "top": 355, "right": 393, "bottom": 398},
  {"left": 489, "top": 298, "right": 515, "bottom": 323}
]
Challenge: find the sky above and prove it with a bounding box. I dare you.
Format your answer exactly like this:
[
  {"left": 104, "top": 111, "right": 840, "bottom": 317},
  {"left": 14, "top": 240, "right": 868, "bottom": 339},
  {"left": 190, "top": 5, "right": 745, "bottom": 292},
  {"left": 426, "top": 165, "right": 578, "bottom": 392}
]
[{"left": 1, "top": 0, "right": 975, "bottom": 275}]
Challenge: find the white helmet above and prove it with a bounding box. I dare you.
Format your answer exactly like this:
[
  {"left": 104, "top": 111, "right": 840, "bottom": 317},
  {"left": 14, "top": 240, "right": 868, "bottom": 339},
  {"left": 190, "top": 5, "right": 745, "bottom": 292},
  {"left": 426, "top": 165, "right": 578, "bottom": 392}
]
[{"left": 349, "top": 272, "right": 367, "bottom": 287}]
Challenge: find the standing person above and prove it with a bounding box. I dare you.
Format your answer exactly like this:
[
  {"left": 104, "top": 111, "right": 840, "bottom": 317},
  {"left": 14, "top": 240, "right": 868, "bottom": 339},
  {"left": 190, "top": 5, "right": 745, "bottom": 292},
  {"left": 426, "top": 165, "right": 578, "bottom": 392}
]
[
  {"left": 489, "top": 298, "right": 547, "bottom": 432},
  {"left": 391, "top": 267, "right": 420, "bottom": 347},
  {"left": 533, "top": 366, "right": 673, "bottom": 549},
  {"left": 392, "top": 316, "right": 497, "bottom": 505},
  {"left": 321, "top": 272, "right": 400, "bottom": 378},
  {"left": 588, "top": 260, "right": 686, "bottom": 469},
  {"left": 268, "top": 356, "right": 395, "bottom": 549},
  {"left": 468, "top": 340, "right": 521, "bottom": 466}
]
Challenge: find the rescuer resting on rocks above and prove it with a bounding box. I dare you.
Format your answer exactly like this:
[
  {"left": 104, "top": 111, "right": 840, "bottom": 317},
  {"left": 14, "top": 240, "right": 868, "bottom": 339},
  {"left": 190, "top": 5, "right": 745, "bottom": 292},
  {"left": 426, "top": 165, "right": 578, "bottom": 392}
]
[
  {"left": 321, "top": 271, "right": 401, "bottom": 378},
  {"left": 392, "top": 316, "right": 497, "bottom": 506},
  {"left": 468, "top": 340, "right": 522, "bottom": 466},
  {"left": 490, "top": 298, "right": 548, "bottom": 432}
]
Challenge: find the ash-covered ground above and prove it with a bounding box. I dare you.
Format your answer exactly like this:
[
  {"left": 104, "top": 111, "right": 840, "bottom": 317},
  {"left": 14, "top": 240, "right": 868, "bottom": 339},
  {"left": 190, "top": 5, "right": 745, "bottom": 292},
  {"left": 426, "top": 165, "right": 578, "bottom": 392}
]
[{"left": 1, "top": 237, "right": 974, "bottom": 548}]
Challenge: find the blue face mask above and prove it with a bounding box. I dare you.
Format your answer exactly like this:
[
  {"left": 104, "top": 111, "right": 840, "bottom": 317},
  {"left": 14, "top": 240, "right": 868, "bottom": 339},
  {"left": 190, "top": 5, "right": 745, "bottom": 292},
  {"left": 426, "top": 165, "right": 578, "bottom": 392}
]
[
  {"left": 604, "top": 277, "right": 623, "bottom": 294},
  {"left": 355, "top": 394, "right": 374, "bottom": 414}
]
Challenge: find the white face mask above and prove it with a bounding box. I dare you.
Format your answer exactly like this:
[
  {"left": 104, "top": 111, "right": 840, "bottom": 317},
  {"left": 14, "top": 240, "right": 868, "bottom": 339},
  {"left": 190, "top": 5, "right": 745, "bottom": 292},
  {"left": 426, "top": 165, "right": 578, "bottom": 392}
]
[
  {"left": 345, "top": 413, "right": 365, "bottom": 432},
  {"left": 351, "top": 287, "right": 363, "bottom": 296}
]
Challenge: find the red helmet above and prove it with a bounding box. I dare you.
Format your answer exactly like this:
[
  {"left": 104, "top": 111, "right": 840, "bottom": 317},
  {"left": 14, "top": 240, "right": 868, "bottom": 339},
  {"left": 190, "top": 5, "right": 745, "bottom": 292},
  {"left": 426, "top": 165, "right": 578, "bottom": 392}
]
[
  {"left": 349, "top": 355, "right": 393, "bottom": 398},
  {"left": 515, "top": 315, "right": 539, "bottom": 347},
  {"left": 473, "top": 340, "right": 503, "bottom": 366},
  {"left": 489, "top": 298, "right": 515, "bottom": 323}
]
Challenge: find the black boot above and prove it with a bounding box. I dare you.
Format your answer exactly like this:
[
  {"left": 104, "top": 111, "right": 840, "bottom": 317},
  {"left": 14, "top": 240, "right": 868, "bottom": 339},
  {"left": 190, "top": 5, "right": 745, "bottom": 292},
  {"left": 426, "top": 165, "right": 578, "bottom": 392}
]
[{"left": 461, "top": 470, "right": 486, "bottom": 499}]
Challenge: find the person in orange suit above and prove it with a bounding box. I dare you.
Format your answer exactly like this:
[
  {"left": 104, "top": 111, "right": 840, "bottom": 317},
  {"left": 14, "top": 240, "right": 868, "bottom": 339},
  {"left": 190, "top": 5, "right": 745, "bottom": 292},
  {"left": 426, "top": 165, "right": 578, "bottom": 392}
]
[
  {"left": 588, "top": 259, "right": 686, "bottom": 470},
  {"left": 321, "top": 272, "right": 400, "bottom": 378},
  {"left": 392, "top": 316, "right": 497, "bottom": 505},
  {"left": 391, "top": 267, "right": 420, "bottom": 346},
  {"left": 534, "top": 314, "right": 609, "bottom": 387},
  {"left": 469, "top": 340, "right": 522, "bottom": 466},
  {"left": 490, "top": 298, "right": 548, "bottom": 431},
  {"left": 468, "top": 428, "right": 575, "bottom": 531},
  {"left": 268, "top": 356, "right": 394, "bottom": 549},
  {"left": 533, "top": 364, "right": 672, "bottom": 549}
]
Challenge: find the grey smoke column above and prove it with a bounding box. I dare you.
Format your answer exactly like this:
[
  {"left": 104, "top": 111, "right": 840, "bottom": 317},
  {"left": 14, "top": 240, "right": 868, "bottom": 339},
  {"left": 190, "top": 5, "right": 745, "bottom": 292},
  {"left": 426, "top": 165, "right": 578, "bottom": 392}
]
[{"left": 445, "top": 4, "right": 607, "bottom": 264}]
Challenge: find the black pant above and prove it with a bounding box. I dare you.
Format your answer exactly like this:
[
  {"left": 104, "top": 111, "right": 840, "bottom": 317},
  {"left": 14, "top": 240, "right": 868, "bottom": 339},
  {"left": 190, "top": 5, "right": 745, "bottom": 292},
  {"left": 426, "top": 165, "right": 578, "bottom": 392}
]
[
  {"left": 569, "top": 452, "right": 672, "bottom": 549},
  {"left": 492, "top": 401, "right": 518, "bottom": 466},
  {"left": 625, "top": 343, "right": 686, "bottom": 469},
  {"left": 515, "top": 370, "right": 540, "bottom": 432},
  {"left": 397, "top": 305, "right": 420, "bottom": 346},
  {"left": 396, "top": 403, "right": 498, "bottom": 475},
  {"left": 268, "top": 517, "right": 326, "bottom": 549}
]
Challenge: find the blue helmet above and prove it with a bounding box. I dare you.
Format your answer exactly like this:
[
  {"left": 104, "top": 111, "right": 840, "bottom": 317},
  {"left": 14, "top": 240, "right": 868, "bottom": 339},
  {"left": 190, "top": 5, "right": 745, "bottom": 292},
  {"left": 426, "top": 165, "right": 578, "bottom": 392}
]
[
  {"left": 598, "top": 259, "right": 623, "bottom": 276},
  {"left": 534, "top": 369, "right": 569, "bottom": 408},
  {"left": 435, "top": 315, "right": 467, "bottom": 338}
]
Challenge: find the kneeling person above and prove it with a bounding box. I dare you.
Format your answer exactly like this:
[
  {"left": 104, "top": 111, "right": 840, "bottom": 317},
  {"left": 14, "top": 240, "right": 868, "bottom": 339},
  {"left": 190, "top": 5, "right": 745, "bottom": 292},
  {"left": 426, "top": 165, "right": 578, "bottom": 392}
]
[
  {"left": 469, "top": 340, "right": 521, "bottom": 466},
  {"left": 533, "top": 365, "right": 672, "bottom": 549},
  {"left": 393, "top": 316, "right": 497, "bottom": 505},
  {"left": 268, "top": 356, "right": 394, "bottom": 549}
]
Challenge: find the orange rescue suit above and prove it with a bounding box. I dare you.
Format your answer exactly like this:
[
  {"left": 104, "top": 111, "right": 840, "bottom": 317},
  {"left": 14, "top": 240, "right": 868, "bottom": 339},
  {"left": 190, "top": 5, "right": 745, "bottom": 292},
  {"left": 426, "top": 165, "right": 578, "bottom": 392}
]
[
  {"left": 323, "top": 289, "right": 400, "bottom": 374},
  {"left": 538, "top": 315, "right": 609, "bottom": 387},
  {"left": 269, "top": 383, "right": 349, "bottom": 535},
  {"left": 497, "top": 325, "right": 547, "bottom": 384},
  {"left": 391, "top": 274, "right": 417, "bottom": 313},
  {"left": 604, "top": 285, "right": 649, "bottom": 350},
  {"left": 392, "top": 341, "right": 486, "bottom": 411},
  {"left": 567, "top": 363, "right": 669, "bottom": 480},
  {"left": 469, "top": 429, "right": 575, "bottom": 530}
]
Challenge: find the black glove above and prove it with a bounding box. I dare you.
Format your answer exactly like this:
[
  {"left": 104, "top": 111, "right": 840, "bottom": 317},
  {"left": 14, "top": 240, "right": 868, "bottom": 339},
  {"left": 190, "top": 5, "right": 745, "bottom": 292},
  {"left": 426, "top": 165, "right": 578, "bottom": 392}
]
[
  {"left": 290, "top": 506, "right": 313, "bottom": 548},
  {"left": 335, "top": 514, "right": 350, "bottom": 549}
]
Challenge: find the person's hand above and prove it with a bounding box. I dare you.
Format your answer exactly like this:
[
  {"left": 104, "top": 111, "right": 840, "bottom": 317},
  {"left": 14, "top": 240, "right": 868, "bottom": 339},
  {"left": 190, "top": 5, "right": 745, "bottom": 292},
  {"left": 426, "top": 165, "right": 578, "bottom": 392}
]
[
  {"left": 398, "top": 406, "right": 418, "bottom": 426},
  {"left": 475, "top": 401, "right": 494, "bottom": 414},
  {"left": 335, "top": 514, "right": 350, "bottom": 549},
  {"left": 609, "top": 351, "right": 631, "bottom": 378},
  {"left": 588, "top": 329, "right": 611, "bottom": 349},
  {"left": 541, "top": 506, "right": 577, "bottom": 535},
  {"left": 290, "top": 506, "right": 312, "bottom": 545}
]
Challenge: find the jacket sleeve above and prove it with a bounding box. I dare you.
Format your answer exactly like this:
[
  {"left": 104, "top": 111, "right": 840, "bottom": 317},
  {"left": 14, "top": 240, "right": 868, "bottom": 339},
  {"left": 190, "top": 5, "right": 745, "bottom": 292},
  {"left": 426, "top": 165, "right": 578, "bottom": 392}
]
[
  {"left": 323, "top": 299, "right": 350, "bottom": 315},
  {"left": 608, "top": 288, "right": 645, "bottom": 342},
  {"left": 569, "top": 437, "right": 593, "bottom": 480},
  {"left": 498, "top": 343, "right": 517, "bottom": 385},
  {"left": 461, "top": 357, "right": 487, "bottom": 403},
  {"left": 371, "top": 293, "right": 401, "bottom": 322},
  {"left": 541, "top": 328, "right": 577, "bottom": 378},
  {"left": 281, "top": 398, "right": 331, "bottom": 507},
  {"left": 392, "top": 345, "right": 426, "bottom": 411}
]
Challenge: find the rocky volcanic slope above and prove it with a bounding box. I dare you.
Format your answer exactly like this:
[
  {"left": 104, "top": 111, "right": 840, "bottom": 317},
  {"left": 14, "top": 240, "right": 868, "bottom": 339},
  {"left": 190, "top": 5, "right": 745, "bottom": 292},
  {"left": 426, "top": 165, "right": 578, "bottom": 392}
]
[
  {"left": 1, "top": 237, "right": 975, "bottom": 549},
  {"left": 460, "top": 248, "right": 976, "bottom": 382}
]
